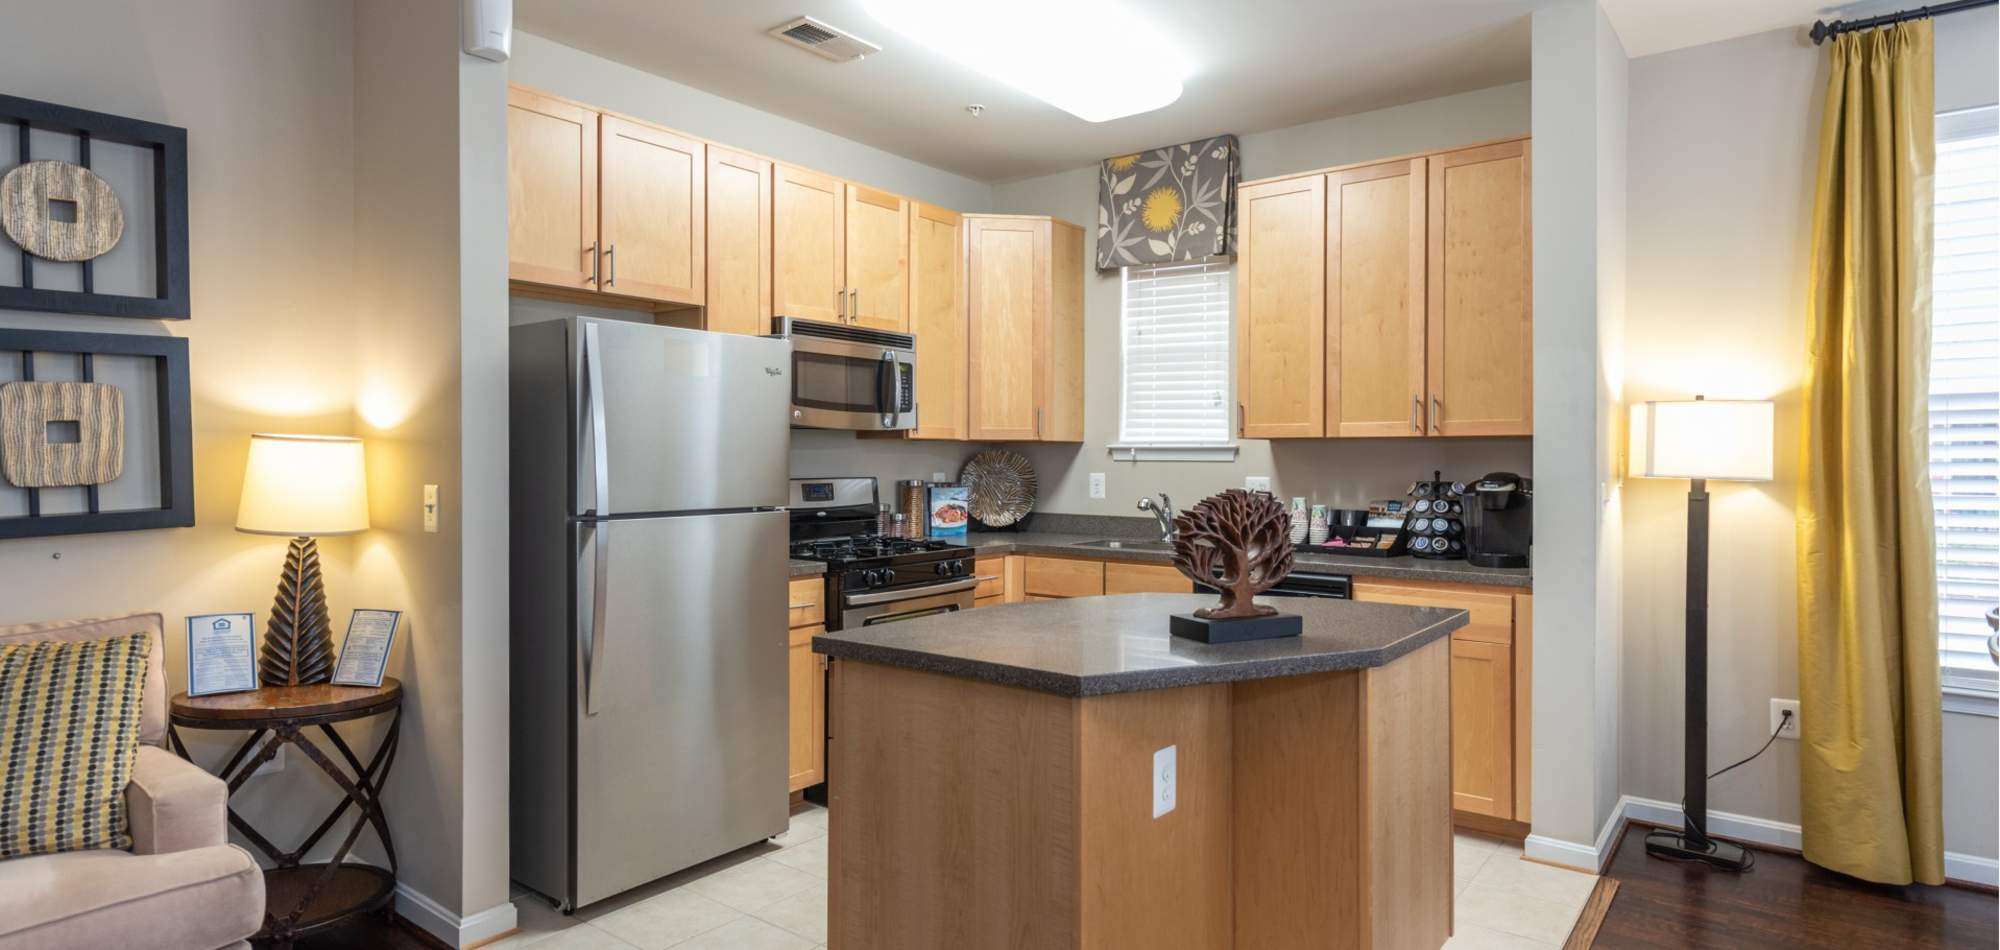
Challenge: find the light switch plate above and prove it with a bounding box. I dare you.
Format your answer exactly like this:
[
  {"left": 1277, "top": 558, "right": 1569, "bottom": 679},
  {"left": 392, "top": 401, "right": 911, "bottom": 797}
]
[
  {"left": 1770, "top": 698, "right": 1800, "bottom": 740},
  {"left": 1088, "top": 472, "right": 1106, "bottom": 499},
  {"left": 423, "top": 484, "right": 439, "bottom": 533},
  {"left": 1152, "top": 745, "right": 1177, "bottom": 818},
  {"left": 1245, "top": 476, "right": 1271, "bottom": 493}
]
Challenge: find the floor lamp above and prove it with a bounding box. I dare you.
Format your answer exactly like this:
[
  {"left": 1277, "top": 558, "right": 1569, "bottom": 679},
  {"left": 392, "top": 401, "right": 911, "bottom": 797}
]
[{"left": 1629, "top": 397, "right": 1774, "bottom": 870}]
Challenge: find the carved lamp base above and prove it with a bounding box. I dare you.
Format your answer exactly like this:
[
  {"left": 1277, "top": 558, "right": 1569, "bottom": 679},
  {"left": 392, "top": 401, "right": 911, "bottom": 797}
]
[
  {"left": 1169, "top": 611, "right": 1302, "bottom": 644},
  {"left": 260, "top": 535, "right": 335, "bottom": 686}
]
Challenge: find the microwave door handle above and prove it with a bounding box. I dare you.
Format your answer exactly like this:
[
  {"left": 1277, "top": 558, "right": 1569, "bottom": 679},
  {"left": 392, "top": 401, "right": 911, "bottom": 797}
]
[{"left": 877, "top": 349, "right": 897, "bottom": 425}]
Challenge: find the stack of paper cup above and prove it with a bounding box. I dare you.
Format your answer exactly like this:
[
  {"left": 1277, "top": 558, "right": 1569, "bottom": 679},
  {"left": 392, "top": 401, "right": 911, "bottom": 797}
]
[
  {"left": 1308, "top": 505, "right": 1331, "bottom": 545},
  {"left": 1289, "top": 497, "right": 1309, "bottom": 545}
]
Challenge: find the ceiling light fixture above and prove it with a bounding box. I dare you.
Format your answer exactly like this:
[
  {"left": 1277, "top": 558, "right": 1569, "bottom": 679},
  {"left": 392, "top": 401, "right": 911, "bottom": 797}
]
[{"left": 861, "top": 0, "right": 1187, "bottom": 122}]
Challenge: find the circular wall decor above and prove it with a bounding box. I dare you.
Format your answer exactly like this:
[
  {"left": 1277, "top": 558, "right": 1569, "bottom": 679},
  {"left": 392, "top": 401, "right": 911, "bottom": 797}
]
[
  {"left": 1, "top": 159, "right": 125, "bottom": 262},
  {"left": 960, "top": 449, "right": 1037, "bottom": 528}
]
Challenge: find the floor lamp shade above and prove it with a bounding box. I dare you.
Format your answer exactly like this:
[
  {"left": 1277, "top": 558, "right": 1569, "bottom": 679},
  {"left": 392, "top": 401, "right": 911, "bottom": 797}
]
[
  {"left": 1629, "top": 399, "right": 1775, "bottom": 482},
  {"left": 237, "top": 434, "right": 369, "bottom": 686},
  {"left": 1627, "top": 397, "right": 1774, "bottom": 870}
]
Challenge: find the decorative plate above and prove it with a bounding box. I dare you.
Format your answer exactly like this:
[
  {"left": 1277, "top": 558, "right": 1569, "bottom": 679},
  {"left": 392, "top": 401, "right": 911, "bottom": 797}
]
[{"left": 960, "top": 450, "right": 1037, "bottom": 528}]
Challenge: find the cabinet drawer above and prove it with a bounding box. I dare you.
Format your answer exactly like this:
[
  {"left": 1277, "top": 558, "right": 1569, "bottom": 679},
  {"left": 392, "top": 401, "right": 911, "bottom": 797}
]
[
  {"left": 974, "top": 557, "right": 1008, "bottom": 599},
  {"left": 973, "top": 594, "right": 1004, "bottom": 610},
  {"left": 1351, "top": 579, "right": 1513, "bottom": 644},
  {"left": 1022, "top": 556, "right": 1105, "bottom": 598},
  {"left": 1104, "top": 561, "right": 1192, "bottom": 595},
  {"left": 788, "top": 576, "right": 825, "bottom": 629}
]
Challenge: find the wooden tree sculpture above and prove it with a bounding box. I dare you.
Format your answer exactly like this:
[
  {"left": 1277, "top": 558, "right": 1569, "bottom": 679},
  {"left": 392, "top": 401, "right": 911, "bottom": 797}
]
[{"left": 1171, "top": 489, "right": 1296, "bottom": 620}]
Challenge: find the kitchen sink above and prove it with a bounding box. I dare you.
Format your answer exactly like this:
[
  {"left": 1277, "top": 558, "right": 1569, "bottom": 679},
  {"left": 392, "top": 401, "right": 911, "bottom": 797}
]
[{"left": 1071, "top": 539, "right": 1175, "bottom": 552}]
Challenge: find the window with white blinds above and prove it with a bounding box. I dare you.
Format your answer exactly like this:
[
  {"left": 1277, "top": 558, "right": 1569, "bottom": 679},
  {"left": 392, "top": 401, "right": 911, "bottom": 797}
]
[
  {"left": 1118, "top": 262, "right": 1232, "bottom": 447},
  {"left": 1931, "top": 105, "right": 1999, "bottom": 696}
]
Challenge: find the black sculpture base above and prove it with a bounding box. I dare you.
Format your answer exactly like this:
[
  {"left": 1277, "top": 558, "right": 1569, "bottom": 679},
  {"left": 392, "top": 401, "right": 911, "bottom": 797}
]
[{"left": 1170, "top": 611, "right": 1302, "bottom": 644}]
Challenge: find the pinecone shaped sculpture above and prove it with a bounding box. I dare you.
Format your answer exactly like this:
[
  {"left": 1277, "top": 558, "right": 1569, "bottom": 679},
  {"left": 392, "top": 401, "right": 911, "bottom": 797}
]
[{"left": 261, "top": 536, "right": 335, "bottom": 685}]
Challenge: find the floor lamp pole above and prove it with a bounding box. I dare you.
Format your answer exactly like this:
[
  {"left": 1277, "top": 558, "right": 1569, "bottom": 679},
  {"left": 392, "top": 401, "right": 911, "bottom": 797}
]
[{"left": 1645, "top": 477, "right": 1750, "bottom": 869}]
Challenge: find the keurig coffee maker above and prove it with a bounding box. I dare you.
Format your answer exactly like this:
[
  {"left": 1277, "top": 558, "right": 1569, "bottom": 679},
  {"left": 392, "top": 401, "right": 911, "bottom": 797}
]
[{"left": 1466, "top": 472, "right": 1532, "bottom": 568}]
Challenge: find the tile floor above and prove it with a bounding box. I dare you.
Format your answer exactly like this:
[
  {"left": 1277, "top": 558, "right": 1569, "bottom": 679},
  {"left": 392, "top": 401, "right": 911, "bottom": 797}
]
[{"left": 489, "top": 805, "right": 1595, "bottom": 950}]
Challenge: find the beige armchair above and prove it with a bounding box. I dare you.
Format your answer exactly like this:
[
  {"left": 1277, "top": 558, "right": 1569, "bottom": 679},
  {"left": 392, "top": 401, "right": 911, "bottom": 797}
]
[{"left": 0, "top": 614, "right": 264, "bottom": 950}]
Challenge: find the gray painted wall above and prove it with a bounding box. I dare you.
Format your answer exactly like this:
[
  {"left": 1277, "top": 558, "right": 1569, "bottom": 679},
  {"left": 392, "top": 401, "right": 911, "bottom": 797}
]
[{"left": 1623, "top": 11, "right": 1999, "bottom": 863}]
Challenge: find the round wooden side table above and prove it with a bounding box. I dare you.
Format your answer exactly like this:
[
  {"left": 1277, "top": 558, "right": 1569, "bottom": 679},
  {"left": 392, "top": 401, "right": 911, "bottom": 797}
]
[{"left": 168, "top": 679, "right": 403, "bottom": 949}]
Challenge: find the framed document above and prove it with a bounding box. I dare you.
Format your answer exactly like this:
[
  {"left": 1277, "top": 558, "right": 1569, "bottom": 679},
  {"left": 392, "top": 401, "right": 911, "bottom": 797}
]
[
  {"left": 332, "top": 609, "right": 401, "bottom": 688},
  {"left": 185, "top": 613, "right": 258, "bottom": 696}
]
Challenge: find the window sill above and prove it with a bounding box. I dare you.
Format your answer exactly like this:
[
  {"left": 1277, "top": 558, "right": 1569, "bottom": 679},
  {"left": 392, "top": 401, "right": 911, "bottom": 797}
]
[
  {"left": 1107, "top": 444, "right": 1240, "bottom": 462},
  {"left": 1943, "top": 686, "right": 1998, "bottom": 718}
]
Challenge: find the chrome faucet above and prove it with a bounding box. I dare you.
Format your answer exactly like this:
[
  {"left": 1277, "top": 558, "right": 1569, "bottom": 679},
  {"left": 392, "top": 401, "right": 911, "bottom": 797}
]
[{"left": 1137, "top": 494, "right": 1176, "bottom": 542}]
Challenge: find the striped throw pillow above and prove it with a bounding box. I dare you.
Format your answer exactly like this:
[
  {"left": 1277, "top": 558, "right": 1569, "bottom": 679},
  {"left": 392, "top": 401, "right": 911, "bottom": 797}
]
[{"left": 0, "top": 631, "right": 151, "bottom": 858}]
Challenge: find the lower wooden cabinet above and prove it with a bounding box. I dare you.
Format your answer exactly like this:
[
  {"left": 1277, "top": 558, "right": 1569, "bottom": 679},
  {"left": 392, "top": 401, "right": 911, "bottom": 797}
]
[
  {"left": 787, "top": 576, "right": 826, "bottom": 792},
  {"left": 1022, "top": 556, "right": 1105, "bottom": 599},
  {"left": 1104, "top": 561, "right": 1193, "bottom": 595}
]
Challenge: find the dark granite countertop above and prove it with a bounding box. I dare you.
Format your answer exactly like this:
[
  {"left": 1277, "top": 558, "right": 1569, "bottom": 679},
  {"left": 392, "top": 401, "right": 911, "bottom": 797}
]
[
  {"left": 812, "top": 593, "right": 1467, "bottom": 697},
  {"left": 965, "top": 531, "right": 1532, "bottom": 589},
  {"left": 788, "top": 559, "right": 827, "bottom": 577}
]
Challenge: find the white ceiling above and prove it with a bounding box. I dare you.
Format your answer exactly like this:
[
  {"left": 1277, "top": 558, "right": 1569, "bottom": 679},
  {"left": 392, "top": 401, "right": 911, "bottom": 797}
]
[
  {"left": 512, "top": 0, "right": 1894, "bottom": 182},
  {"left": 513, "top": 0, "right": 1538, "bottom": 183}
]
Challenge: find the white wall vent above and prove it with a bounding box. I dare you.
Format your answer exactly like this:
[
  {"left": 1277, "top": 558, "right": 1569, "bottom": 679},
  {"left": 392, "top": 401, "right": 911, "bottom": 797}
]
[{"left": 768, "top": 16, "right": 880, "bottom": 63}]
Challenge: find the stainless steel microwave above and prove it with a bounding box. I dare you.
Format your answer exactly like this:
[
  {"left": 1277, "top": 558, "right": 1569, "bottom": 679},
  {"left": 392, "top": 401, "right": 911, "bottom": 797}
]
[{"left": 769, "top": 317, "right": 917, "bottom": 431}]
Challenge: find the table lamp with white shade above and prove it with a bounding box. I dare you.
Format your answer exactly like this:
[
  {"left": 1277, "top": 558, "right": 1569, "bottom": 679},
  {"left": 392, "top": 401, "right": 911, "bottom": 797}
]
[
  {"left": 236, "top": 434, "right": 369, "bottom": 686},
  {"left": 1628, "top": 396, "right": 1774, "bottom": 871}
]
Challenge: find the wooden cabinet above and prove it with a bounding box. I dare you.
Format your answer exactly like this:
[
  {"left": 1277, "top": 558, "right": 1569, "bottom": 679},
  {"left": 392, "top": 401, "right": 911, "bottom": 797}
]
[
  {"left": 1234, "top": 137, "right": 1531, "bottom": 440},
  {"left": 1104, "top": 561, "right": 1193, "bottom": 595},
  {"left": 966, "top": 215, "right": 1084, "bottom": 442},
  {"left": 1427, "top": 140, "right": 1532, "bottom": 436},
  {"left": 704, "top": 146, "right": 772, "bottom": 336},
  {"left": 1328, "top": 158, "right": 1427, "bottom": 437},
  {"left": 1352, "top": 576, "right": 1529, "bottom": 824},
  {"left": 599, "top": 115, "right": 704, "bottom": 307},
  {"left": 1022, "top": 556, "right": 1105, "bottom": 599},
  {"left": 846, "top": 185, "right": 911, "bottom": 332},
  {"left": 773, "top": 164, "right": 846, "bottom": 323},
  {"left": 1236, "top": 176, "right": 1326, "bottom": 438},
  {"left": 507, "top": 87, "right": 598, "bottom": 291},
  {"left": 909, "top": 202, "right": 966, "bottom": 440},
  {"left": 787, "top": 576, "right": 827, "bottom": 792}
]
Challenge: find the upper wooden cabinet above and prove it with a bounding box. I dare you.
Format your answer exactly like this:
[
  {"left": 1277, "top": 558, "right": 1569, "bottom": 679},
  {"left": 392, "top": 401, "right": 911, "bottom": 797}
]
[
  {"left": 507, "top": 87, "right": 598, "bottom": 291},
  {"left": 1328, "top": 158, "right": 1426, "bottom": 437},
  {"left": 1235, "top": 137, "right": 1531, "bottom": 439},
  {"left": 773, "top": 165, "right": 847, "bottom": 323},
  {"left": 908, "top": 202, "right": 966, "bottom": 440},
  {"left": 1236, "top": 175, "right": 1326, "bottom": 439},
  {"left": 506, "top": 86, "right": 705, "bottom": 309},
  {"left": 1428, "top": 140, "right": 1532, "bottom": 436},
  {"left": 845, "top": 185, "right": 911, "bottom": 332},
  {"left": 966, "top": 215, "right": 1084, "bottom": 442},
  {"left": 704, "top": 146, "right": 772, "bottom": 337},
  {"left": 599, "top": 115, "right": 704, "bottom": 306}
]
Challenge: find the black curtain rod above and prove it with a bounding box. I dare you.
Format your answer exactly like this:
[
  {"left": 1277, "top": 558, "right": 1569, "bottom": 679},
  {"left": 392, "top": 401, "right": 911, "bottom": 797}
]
[{"left": 1811, "top": 0, "right": 1997, "bottom": 43}]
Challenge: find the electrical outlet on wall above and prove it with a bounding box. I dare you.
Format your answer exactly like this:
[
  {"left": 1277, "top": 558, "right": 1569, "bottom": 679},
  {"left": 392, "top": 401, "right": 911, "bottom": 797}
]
[
  {"left": 1152, "top": 745, "right": 1177, "bottom": 818},
  {"left": 1244, "top": 476, "right": 1271, "bottom": 493},
  {"left": 1770, "top": 698, "right": 1801, "bottom": 740},
  {"left": 1088, "top": 472, "right": 1106, "bottom": 499},
  {"left": 423, "top": 484, "right": 439, "bottom": 533}
]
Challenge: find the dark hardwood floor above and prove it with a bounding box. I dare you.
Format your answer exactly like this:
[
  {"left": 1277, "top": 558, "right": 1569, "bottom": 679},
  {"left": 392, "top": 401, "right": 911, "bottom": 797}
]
[{"left": 1595, "top": 822, "right": 1997, "bottom": 948}]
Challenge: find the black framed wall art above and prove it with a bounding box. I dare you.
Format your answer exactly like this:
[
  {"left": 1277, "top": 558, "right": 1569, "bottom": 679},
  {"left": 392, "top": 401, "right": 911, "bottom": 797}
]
[
  {"left": 0, "top": 94, "right": 191, "bottom": 320},
  {"left": 0, "top": 328, "right": 194, "bottom": 539}
]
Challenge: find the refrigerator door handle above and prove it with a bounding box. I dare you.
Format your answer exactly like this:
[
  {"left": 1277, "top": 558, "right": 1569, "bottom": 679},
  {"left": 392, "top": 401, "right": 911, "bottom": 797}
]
[
  {"left": 584, "top": 321, "right": 611, "bottom": 516},
  {"left": 581, "top": 520, "right": 609, "bottom": 717}
]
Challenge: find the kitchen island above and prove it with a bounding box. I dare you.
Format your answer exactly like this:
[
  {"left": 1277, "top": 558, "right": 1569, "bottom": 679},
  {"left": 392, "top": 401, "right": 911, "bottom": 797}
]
[{"left": 813, "top": 593, "right": 1468, "bottom": 950}]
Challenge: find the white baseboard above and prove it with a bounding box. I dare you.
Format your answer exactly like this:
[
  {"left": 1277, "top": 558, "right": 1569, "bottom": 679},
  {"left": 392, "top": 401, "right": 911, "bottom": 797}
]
[
  {"left": 1523, "top": 797, "right": 1630, "bottom": 872},
  {"left": 396, "top": 883, "right": 520, "bottom": 948}
]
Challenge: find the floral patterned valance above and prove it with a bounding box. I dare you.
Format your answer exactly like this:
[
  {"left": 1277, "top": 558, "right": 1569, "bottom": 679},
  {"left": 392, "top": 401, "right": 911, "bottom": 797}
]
[{"left": 1096, "top": 134, "right": 1238, "bottom": 270}]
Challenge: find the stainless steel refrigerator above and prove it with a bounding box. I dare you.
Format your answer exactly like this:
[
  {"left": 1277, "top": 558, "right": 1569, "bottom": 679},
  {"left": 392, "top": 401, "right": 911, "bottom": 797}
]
[{"left": 509, "top": 316, "right": 791, "bottom": 910}]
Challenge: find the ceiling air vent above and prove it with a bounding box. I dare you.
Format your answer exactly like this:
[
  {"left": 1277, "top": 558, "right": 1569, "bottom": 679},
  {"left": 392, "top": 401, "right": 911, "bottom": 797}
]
[{"left": 768, "top": 16, "right": 880, "bottom": 63}]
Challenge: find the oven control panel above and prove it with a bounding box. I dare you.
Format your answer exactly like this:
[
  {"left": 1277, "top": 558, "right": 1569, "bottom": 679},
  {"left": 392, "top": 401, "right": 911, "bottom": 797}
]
[{"left": 842, "top": 557, "right": 970, "bottom": 591}]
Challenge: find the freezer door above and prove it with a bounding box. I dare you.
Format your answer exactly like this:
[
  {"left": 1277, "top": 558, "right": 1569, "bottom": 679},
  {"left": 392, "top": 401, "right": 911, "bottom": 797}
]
[
  {"left": 573, "top": 509, "right": 789, "bottom": 907},
  {"left": 575, "top": 317, "right": 791, "bottom": 516}
]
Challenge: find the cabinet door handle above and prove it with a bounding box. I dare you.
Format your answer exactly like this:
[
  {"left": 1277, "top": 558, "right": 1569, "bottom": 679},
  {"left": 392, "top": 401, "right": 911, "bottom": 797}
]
[
  {"left": 835, "top": 289, "right": 845, "bottom": 321},
  {"left": 1431, "top": 395, "right": 1442, "bottom": 434},
  {"left": 788, "top": 601, "right": 817, "bottom": 610},
  {"left": 1238, "top": 403, "right": 1246, "bottom": 438},
  {"left": 849, "top": 288, "right": 859, "bottom": 323},
  {"left": 1034, "top": 407, "right": 1042, "bottom": 438},
  {"left": 586, "top": 241, "right": 599, "bottom": 287},
  {"left": 604, "top": 244, "right": 616, "bottom": 287},
  {"left": 1411, "top": 394, "right": 1421, "bottom": 433}
]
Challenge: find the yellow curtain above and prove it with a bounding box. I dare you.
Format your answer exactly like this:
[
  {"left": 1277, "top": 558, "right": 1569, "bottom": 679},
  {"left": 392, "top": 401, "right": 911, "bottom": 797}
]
[{"left": 1798, "top": 19, "right": 1943, "bottom": 886}]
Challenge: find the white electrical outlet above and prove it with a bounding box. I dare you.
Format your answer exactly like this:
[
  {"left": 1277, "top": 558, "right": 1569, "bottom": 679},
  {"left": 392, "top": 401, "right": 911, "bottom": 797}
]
[
  {"left": 1244, "top": 476, "right": 1271, "bottom": 493},
  {"left": 1152, "top": 745, "right": 1177, "bottom": 818},
  {"left": 423, "top": 484, "right": 439, "bottom": 533},
  {"left": 931, "top": 472, "right": 949, "bottom": 483},
  {"left": 1770, "top": 699, "right": 1801, "bottom": 740},
  {"left": 1088, "top": 472, "right": 1106, "bottom": 499}
]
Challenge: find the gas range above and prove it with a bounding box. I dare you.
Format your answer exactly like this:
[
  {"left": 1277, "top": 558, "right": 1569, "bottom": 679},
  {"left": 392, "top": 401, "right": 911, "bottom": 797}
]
[{"left": 788, "top": 477, "right": 979, "bottom": 630}]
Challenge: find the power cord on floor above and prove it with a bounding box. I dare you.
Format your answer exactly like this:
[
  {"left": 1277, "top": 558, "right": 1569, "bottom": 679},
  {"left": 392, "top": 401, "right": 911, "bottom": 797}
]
[{"left": 1648, "top": 709, "right": 1794, "bottom": 870}]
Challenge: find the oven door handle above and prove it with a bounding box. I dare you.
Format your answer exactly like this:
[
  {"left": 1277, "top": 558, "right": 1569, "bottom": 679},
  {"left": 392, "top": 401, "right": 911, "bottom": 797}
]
[{"left": 843, "top": 576, "right": 980, "bottom": 607}]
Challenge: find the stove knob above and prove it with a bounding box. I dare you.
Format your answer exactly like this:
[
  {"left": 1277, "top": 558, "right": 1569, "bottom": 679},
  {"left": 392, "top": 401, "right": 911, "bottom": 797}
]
[
  {"left": 863, "top": 569, "right": 888, "bottom": 588},
  {"left": 934, "top": 561, "right": 952, "bottom": 576}
]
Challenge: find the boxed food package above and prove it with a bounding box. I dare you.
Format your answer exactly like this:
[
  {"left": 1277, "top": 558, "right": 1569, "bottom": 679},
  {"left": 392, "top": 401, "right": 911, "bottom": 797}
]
[{"left": 928, "top": 485, "right": 970, "bottom": 540}]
